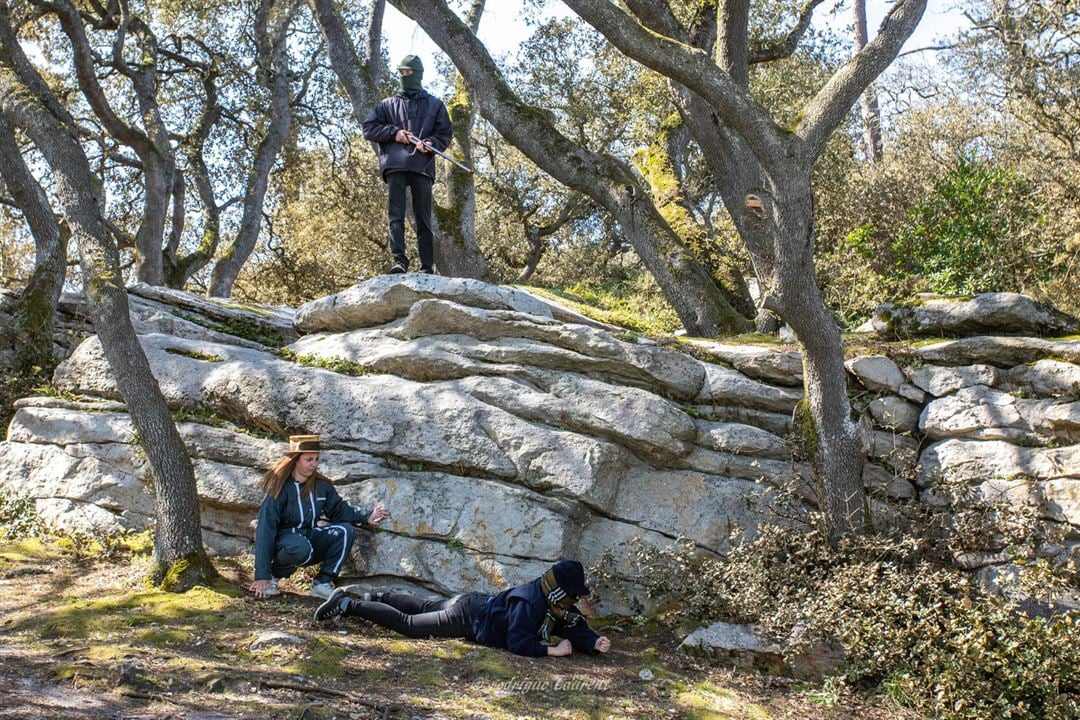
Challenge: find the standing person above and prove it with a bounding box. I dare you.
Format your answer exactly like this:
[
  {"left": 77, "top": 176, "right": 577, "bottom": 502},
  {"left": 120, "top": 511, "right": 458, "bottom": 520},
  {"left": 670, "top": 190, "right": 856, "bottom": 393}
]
[
  {"left": 361, "top": 55, "right": 453, "bottom": 276},
  {"left": 249, "top": 434, "right": 389, "bottom": 600},
  {"left": 313, "top": 560, "right": 612, "bottom": 658}
]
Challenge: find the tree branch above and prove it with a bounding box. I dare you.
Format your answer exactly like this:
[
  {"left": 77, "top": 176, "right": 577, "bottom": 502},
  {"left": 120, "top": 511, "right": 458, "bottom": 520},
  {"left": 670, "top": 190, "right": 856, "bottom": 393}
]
[
  {"left": 561, "top": 0, "right": 787, "bottom": 168},
  {"left": 797, "top": 0, "right": 926, "bottom": 157},
  {"left": 748, "top": 0, "right": 827, "bottom": 65}
]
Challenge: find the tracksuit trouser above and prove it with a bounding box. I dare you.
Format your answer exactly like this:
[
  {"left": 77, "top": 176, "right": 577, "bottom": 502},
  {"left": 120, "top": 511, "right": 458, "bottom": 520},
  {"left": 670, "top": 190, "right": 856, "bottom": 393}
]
[{"left": 270, "top": 525, "right": 356, "bottom": 584}]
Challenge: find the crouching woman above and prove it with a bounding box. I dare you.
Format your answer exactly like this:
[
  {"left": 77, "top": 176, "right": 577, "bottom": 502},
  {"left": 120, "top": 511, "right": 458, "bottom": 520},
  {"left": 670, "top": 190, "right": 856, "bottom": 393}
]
[
  {"left": 314, "top": 559, "right": 611, "bottom": 658},
  {"left": 249, "top": 434, "right": 388, "bottom": 600}
]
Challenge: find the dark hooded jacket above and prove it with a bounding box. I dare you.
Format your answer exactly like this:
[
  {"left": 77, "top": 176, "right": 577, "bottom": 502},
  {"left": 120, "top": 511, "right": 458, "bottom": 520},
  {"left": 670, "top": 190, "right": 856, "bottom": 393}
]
[
  {"left": 361, "top": 90, "right": 453, "bottom": 181},
  {"left": 472, "top": 577, "right": 601, "bottom": 657}
]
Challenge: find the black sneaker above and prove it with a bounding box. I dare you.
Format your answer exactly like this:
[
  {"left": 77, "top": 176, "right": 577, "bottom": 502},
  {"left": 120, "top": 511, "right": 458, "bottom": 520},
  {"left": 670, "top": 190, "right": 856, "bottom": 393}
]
[
  {"left": 389, "top": 263, "right": 407, "bottom": 275},
  {"left": 418, "top": 267, "right": 435, "bottom": 275},
  {"left": 313, "top": 588, "right": 351, "bottom": 623}
]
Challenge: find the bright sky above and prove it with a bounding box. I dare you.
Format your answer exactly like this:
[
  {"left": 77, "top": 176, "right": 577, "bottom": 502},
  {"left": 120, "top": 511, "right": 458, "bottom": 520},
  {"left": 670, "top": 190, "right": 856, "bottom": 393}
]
[{"left": 383, "top": 1, "right": 972, "bottom": 77}]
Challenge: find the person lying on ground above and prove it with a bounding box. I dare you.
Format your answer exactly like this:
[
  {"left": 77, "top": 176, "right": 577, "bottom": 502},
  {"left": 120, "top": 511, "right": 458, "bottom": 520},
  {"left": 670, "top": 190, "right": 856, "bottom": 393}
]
[
  {"left": 249, "top": 434, "right": 389, "bottom": 600},
  {"left": 313, "top": 559, "right": 611, "bottom": 657}
]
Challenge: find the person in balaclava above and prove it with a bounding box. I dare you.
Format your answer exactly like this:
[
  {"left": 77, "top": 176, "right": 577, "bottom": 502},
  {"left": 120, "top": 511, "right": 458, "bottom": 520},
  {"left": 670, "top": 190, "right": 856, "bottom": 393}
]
[
  {"left": 361, "top": 55, "right": 453, "bottom": 275},
  {"left": 313, "top": 560, "right": 613, "bottom": 658}
]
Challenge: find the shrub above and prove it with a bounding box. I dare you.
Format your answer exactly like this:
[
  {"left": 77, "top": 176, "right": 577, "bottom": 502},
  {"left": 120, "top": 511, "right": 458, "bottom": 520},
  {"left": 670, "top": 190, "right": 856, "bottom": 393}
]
[
  {"left": 606, "top": 512, "right": 1080, "bottom": 720},
  {"left": 0, "top": 487, "right": 46, "bottom": 540},
  {"left": 892, "top": 157, "right": 1039, "bottom": 297}
]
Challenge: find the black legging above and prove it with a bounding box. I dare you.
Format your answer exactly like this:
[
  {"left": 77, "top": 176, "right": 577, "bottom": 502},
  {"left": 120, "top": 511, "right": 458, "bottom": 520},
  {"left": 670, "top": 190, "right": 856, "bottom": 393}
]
[{"left": 351, "top": 592, "right": 488, "bottom": 641}]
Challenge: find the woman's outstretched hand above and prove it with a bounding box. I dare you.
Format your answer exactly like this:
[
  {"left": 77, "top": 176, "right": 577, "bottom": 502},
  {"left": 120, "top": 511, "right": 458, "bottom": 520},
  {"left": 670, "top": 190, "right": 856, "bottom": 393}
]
[
  {"left": 250, "top": 579, "right": 272, "bottom": 598},
  {"left": 594, "top": 636, "right": 611, "bottom": 653},
  {"left": 368, "top": 503, "right": 389, "bottom": 525}
]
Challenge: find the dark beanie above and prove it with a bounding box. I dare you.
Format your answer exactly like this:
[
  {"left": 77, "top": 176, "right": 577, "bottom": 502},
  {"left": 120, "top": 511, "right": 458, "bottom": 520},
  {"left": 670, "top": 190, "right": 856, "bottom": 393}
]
[
  {"left": 551, "top": 560, "right": 590, "bottom": 597},
  {"left": 397, "top": 55, "right": 424, "bottom": 92}
]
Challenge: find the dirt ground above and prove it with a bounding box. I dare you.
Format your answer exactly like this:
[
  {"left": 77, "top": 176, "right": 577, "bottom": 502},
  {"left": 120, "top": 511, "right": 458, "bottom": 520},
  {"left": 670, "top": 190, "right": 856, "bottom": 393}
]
[{"left": 0, "top": 538, "right": 919, "bottom": 720}]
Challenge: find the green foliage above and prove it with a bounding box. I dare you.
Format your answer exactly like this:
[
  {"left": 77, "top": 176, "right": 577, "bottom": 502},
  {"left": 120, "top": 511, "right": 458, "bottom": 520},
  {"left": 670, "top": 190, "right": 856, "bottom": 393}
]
[
  {"left": 163, "top": 347, "right": 223, "bottom": 362},
  {"left": 173, "top": 310, "right": 285, "bottom": 348},
  {"left": 0, "top": 488, "right": 47, "bottom": 540},
  {"left": 893, "top": 157, "right": 1038, "bottom": 296}
]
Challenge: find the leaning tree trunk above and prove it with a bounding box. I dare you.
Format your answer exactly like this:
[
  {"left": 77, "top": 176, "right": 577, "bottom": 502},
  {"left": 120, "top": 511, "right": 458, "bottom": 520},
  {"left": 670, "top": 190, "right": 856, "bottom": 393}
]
[
  {"left": 0, "top": 112, "right": 67, "bottom": 375},
  {"left": 0, "top": 18, "right": 216, "bottom": 588}
]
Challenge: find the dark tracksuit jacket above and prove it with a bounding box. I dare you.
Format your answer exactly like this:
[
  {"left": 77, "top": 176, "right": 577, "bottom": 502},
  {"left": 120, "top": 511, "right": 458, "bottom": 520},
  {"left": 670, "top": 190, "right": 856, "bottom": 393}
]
[
  {"left": 361, "top": 90, "right": 453, "bottom": 181},
  {"left": 253, "top": 478, "right": 371, "bottom": 581},
  {"left": 473, "top": 577, "right": 601, "bottom": 657}
]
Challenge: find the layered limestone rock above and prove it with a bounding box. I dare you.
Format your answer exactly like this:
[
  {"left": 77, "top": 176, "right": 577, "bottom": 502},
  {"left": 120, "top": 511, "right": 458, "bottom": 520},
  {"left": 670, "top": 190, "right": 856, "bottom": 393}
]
[{"left": 3, "top": 280, "right": 1078, "bottom": 611}]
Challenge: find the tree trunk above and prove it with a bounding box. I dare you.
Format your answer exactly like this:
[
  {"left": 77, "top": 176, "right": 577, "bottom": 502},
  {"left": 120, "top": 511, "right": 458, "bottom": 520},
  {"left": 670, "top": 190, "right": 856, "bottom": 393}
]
[
  {"left": 771, "top": 174, "right": 865, "bottom": 536},
  {"left": 430, "top": 0, "right": 489, "bottom": 280},
  {"left": 0, "top": 112, "right": 67, "bottom": 374},
  {"left": 0, "top": 17, "right": 216, "bottom": 588},
  {"left": 308, "top": 0, "right": 383, "bottom": 121},
  {"left": 134, "top": 150, "right": 171, "bottom": 285},
  {"left": 852, "top": 0, "right": 884, "bottom": 163}
]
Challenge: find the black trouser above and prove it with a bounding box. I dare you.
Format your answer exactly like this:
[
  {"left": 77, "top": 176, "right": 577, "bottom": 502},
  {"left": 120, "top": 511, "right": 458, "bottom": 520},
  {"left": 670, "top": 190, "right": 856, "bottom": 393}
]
[
  {"left": 386, "top": 171, "right": 434, "bottom": 271},
  {"left": 349, "top": 592, "right": 488, "bottom": 641}
]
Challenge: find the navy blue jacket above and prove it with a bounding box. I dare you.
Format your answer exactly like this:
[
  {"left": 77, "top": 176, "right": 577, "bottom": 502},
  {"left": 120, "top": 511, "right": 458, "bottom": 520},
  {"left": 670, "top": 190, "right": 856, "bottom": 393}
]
[
  {"left": 474, "top": 577, "right": 601, "bottom": 657},
  {"left": 253, "top": 478, "right": 371, "bottom": 580},
  {"left": 361, "top": 90, "right": 452, "bottom": 180}
]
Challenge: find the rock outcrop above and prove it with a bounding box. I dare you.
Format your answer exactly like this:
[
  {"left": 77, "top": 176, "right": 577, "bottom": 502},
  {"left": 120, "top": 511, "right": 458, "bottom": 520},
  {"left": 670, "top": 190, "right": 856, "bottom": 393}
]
[
  {"left": 862, "top": 292, "right": 1080, "bottom": 339},
  {"left": 2, "top": 279, "right": 1078, "bottom": 612}
]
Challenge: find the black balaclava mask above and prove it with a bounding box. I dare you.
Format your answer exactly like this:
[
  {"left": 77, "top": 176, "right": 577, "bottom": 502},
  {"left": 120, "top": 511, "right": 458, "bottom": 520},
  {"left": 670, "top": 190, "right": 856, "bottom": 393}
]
[{"left": 397, "top": 55, "right": 424, "bottom": 93}]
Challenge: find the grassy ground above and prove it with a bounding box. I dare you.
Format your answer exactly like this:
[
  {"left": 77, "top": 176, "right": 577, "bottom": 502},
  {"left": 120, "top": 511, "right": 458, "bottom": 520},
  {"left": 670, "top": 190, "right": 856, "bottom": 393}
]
[{"left": 0, "top": 538, "right": 918, "bottom": 720}]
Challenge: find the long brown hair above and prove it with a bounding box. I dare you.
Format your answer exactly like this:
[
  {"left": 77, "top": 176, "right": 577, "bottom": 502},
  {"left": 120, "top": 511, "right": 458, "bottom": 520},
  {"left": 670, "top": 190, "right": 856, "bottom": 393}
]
[{"left": 259, "top": 454, "right": 330, "bottom": 498}]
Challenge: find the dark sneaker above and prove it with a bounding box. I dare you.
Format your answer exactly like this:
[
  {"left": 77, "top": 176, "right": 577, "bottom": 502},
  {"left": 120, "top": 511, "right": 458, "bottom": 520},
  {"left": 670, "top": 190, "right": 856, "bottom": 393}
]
[
  {"left": 389, "top": 263, "right": 407, "bottom": 275},
  {"left": 313, "top": 588, "right": 351, "bottom": 623},
  {"left": 418, "top": 267, "right": 435, "bottom": 275}
]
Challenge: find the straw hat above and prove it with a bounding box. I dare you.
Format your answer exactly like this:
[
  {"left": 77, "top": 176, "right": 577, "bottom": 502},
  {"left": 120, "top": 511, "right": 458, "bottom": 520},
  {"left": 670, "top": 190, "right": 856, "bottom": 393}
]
[{"left": 287, "top": 434, "right": 321, "bottom": 454}]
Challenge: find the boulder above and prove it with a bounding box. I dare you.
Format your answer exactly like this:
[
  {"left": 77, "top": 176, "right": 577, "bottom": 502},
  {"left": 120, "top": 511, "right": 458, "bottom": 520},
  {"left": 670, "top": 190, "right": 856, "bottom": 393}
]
[
  {"left": 917, "top": 438, "right": 1080, "bottom": 487},
  {"left": 916, "top": 337, "right": 1080, "bottom": 368},
  {"left": 694, "top": 420, "right": 789, "bottom": 459},
  {"left": 294, "top": 275, "right": 553, "bottom": 333},
  {"left": 1008, "top": 360, "right": 1080, "bottom": 399},
  {"left": 920, "top": 385, "right": 1079, "bottom": 444},
  {"left": 291, "top": 298, "right": 705, "bottom": 400},
  {"left": 867, "top": 396, "right": 922, "bottom": 434},
  {"left": 696, "top": 363, "right": 802, "bottom": 413},
  {"left": 906, "top": 363, "right": 1002, "bottom": 397},
  {"left": 864, "top": 292, "right": 1079, "bottom": 339},
  {"left": 869, "top": 430, "right": 920, "bottom": 475},
  {"left": 679, "top": 622, "right": 844, "bottom": 680},
  {"left": 846, "top": 355, "right": 906, "bottom": 393},
  {"left": 684, "top": 340, "right": 803, "bottom": 387},
  {"left": 129, "top": 283, "right": 296, "bottom": 345},
  {"left": 863, "top": 462, "right": 917, "bottom": 500},
  {"left": 687, "top": 405, "right": 794, "bottom": 437}
]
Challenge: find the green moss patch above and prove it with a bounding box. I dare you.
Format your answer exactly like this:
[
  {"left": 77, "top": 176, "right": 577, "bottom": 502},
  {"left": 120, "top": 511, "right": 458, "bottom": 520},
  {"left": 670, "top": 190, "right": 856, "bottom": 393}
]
[
  {"left": 278, "top": 348, "right": 374, "bottom": 376},
  {"left": 22, "top": 586, "right": 241, "bottom": 640}
]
